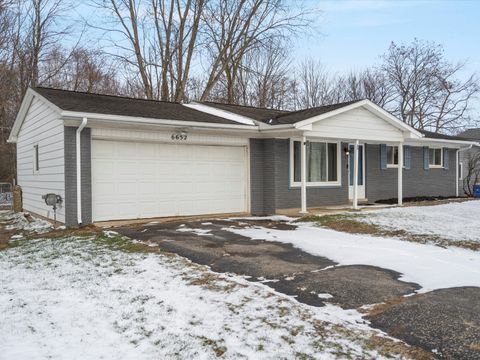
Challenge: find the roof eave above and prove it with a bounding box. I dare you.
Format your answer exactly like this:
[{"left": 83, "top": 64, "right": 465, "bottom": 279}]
[
  {"left": 406, "top": 136, "right": 480, "bottom": 147},
  {"left": 61, "top": 111, "right": 259, "bottom": 131}
]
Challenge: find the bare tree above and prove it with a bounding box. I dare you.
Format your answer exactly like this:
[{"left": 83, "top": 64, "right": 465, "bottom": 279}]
[
  {"left": 91, "top": 0, "right": 205, "bottom": 101},
  {"left": 463, "top": 149, "right": 480, "bottom": 197},
  {"left": 382, "top": 39, "right": 480, "bottom": 132},
  {"left": 328, "top": 69, "right": 394, "bottom": 107},
  {"left": 209, "top": 41, "right": 291, "bottom": 108},
  {"left": 200, "top": 0, "right": 311, "bottom": 102},
  {"left": 41, "top": 47, "right": 122, "bottom": 94},
  {"left": 295, "top": 59, "right": 333, "bottom": 108}
]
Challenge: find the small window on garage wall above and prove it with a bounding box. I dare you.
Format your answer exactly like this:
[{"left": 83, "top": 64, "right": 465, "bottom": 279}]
[
  {"left": 459, "top": 162, "right": 464, "bottom": 180},
  {"left": 33, "top": 144, "right": 39, "bottom": 173}
]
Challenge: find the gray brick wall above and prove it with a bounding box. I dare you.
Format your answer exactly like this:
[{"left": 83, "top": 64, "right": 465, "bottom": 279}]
[
  {"left": 249, "top": 138, "right": 276, "bottom": 214},
  {"left": 274, "top": 139, "right": 349, "bottom": 209},
  {"left": 249, "top": 138, "right": 349, "bottom": 214},
  {"left": 64, "top": 126, "right": 92, "bottom": 227},
  {"left": 366, "top": 144, "right": 457, "bottom": 202}
]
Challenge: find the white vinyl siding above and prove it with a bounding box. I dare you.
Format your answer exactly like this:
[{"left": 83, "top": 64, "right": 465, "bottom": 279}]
[
  {"left": 308, "top": 107, "right": 404, "bottom": 142},
  {"left": 16, "top": 97, "right": 65, "bottom": 222}
]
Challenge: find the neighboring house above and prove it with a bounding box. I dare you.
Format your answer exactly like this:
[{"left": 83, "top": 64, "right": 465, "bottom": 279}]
[
  {"left": 8, "top": 87, "right": 479, "bottom": 227},
  {"left": 457, "top": 128, "right": 480, "bottom": 195}
]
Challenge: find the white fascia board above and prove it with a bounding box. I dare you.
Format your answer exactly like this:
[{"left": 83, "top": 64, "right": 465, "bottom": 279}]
[
  {"left": 61, "top": 111, "right": 259, "bottom": 131},
  {"left": 184, "top": 102, "right": 256, "bottom": 126},
  {"left": 293, "top": 99, "right": 423, "bottom": 139},
  {"left": 259, "top": 123, "right": 296, "bottom": 132},
  {"left": 7, "top": 89, "right": 34, "bottom": 143},
  {"left": 406, "top": 137, "right": 479, "bottom": 148},
  {"left": 8, "top": 88, "right": 63, "bottom": 143}
]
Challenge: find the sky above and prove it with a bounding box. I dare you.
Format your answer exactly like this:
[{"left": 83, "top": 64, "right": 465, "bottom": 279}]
[{"left": 296, "top": 0, "right": 480, "bottom": 75}]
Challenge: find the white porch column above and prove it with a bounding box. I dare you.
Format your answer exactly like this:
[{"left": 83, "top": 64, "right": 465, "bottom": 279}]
[
  {"left": 300, "top": 135, "right": 307, "bottom": 214},
  {"left": 398, "top": 142, "right": 403, "bottom": 206},
  {"left": 352, "top": 140, "right": 359, "bottom": 210}
]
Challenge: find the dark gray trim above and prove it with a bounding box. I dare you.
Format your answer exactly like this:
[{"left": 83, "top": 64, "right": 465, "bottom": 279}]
[{"left": 64, "top": 126, "right": 92, "bottom": 227}]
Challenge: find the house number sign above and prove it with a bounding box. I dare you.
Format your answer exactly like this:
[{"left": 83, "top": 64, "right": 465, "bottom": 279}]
[{"left": 171, "top": 132, "right": 188, "bottom": 141}]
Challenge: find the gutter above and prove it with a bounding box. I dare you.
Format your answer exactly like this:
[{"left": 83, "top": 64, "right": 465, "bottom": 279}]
[
  {"left": 76, "top": 117, "right": 88, "bottom": 225},
  {"left": 60, "top": 111, "right": 258, "bottom": 131}
]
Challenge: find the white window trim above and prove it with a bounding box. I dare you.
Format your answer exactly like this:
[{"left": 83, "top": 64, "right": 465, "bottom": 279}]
[
  {"left": 459, "top": 162, "right": 464, "bottom": 180},
  {"left": 386, "top": 145, "right": 407, "bottom": 169},
  {"left": 33, "top": 144, "right": 39, "bottom": 174},
  {"left": 386, "top": 145, "right": 399, "bottom": 168},
  {"left": 428, "top": 147, "right": 443, "bottom": 168},
  {"left": 289, "top": 138, "right": 342, "bottom": 187}
]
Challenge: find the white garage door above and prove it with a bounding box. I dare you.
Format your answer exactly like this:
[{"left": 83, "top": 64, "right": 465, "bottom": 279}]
[{"left": 92, "top": 140, "right": 248, "bottom": 221}]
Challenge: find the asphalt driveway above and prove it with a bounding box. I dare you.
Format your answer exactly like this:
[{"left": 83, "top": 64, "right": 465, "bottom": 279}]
[{"left": 117, "top": 218, "right": 480, "bottom": 360}]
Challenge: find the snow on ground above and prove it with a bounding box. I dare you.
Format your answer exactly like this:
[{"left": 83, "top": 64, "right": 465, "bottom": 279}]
[
  {"left": 230, "top": 215, "right": 295, "bottom": 222},
  {"left": 0, "top": 214, "right": 408, "bottom": 360},
  {"left": 4, "top": 212, "right": 53, "bottom": 234},
  {"left": 358, "top": 200, "right": 480, "bottom": 243},
  {"left": 177, "top": 224, "right": 213, "bottom": 236},
  {"left": 224, "top": 222, "right": 480, "bottom": 292}
]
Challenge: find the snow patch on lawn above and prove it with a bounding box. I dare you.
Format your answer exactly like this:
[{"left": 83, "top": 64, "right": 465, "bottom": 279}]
[
  {"left": 224, "top": 223, "right": 480, "bottom": 292},
  {"left": 0, "top": 235, "right": 401, "bottom": 359},
  {"left": 358, "top": 200, "right": 480, "bottom": 242},
  {"left": 4, "top": 212, "right": 53, "bottom": 234}
]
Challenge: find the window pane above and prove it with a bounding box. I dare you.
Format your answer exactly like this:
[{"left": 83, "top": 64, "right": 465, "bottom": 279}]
[
  {"left": 387, "top": 146, "right": 393, "bottom": 165},
  {"left": 293, "top": 141, "right": 301, "bottom": 182},
  {"left": 328, "top": 143, "right": 338, "bottom": 181},
  {"left": 307, "top": 142, "right": 326, "bottom": 182},
  {"left": 393, "top": 146, "right": 398, "bottom": 165},
  {"left": 429, "top": 148, "right": 435, "bottom": 165},
  {"left": 435, "top": 149, "right": 442, "bottom": 165}
]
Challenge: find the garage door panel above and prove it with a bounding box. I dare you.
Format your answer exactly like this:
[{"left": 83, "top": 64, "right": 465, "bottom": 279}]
[{"left": 92, "top": 140, "right": 247, "bottom": 221}]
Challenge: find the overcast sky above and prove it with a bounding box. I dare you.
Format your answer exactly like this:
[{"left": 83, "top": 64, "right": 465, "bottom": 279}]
[{"left": 297, "top": 0, "right": 479, "bottom": 74}]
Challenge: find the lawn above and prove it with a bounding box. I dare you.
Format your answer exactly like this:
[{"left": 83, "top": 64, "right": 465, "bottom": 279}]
[
  {"left": 302, "top": 200, "right": 480, "bottom": 251},
  {"left": 0, "top": 211, "right": 425, "bottom": 360}
]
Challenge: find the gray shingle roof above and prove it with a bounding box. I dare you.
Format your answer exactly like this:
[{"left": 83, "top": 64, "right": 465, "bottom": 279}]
[
  {"left": 457, "top": 128, "right": 480, "bottom": 140},
  {"left": 271, "top": 100, "right": 362, "bottom": 125},
  {"left": 418, "top": 129, "right": 471, "bottom": 141},
  {"left": 34, "top": 87, "right": 244, "bottom": 125},
  {"left": 199, "top": 101, "right": 288, "bottom": 122},
  {"left": 200, "top": 100, "right": 362, "bottom": 125}
]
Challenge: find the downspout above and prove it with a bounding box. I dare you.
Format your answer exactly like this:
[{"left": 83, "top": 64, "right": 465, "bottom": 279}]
[
  {"left": 76, "top": 117, "right": 88, "bottom": 225},
  {"left": 456, "top": 144, "right": 473, "bottom": 197}
]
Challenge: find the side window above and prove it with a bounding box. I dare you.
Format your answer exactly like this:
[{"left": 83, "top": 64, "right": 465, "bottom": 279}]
[
  {"left": 386, "top": 145, "right": 407, "bottom": 167},
  {"left": 386, "top": 146, "right": 399, "bottom": 166},
  {"left": 429, "top": 148, "right": 443, "bottom": 167},
  {"left": 459, "top": 162, "right": 464, "bottom": 180},
  {"left": 33, "top": 144, "right": 39, "bottom": 173}
]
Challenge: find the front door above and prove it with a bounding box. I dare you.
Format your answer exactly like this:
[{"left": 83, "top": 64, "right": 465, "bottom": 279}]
[{"left": 348, "top": 144, "right": 366, "bottom": 200}]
